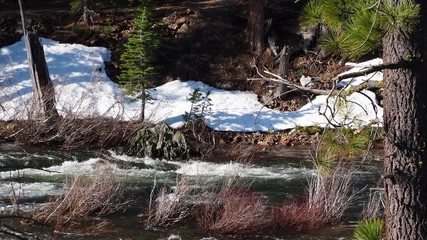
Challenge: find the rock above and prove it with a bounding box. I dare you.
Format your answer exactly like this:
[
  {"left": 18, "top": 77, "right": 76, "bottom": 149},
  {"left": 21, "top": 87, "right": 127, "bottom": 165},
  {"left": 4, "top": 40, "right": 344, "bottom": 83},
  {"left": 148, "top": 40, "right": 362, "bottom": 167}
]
[
  {"left": 177, "top": 23, "right": 189, "bottom": 33},
  {"left": 299, "top": 75, "right": 312, "bottom": 87},
  {"left": 176, "top": 17, "right": 187, "bottom": 25},
  {"left": 126, "top": 123, "right": 189, "bottom": 160}
]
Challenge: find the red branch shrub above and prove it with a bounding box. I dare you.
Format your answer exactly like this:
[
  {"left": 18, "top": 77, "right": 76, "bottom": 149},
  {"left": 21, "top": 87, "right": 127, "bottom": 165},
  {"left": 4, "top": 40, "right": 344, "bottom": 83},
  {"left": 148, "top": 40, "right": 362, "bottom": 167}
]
[
  {"left": 271, "top": 200, "right": 326, "bottom": 231},
  {"left": 197, "top": 187, "right": 271, "bottom": 235}
]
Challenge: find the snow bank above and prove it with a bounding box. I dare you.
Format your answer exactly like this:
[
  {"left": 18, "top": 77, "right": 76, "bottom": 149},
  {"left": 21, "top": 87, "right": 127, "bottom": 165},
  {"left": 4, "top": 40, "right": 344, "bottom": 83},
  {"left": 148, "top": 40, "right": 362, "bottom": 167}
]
[{"left": 0, "top": 37, "right": 383, "bottom": 132}]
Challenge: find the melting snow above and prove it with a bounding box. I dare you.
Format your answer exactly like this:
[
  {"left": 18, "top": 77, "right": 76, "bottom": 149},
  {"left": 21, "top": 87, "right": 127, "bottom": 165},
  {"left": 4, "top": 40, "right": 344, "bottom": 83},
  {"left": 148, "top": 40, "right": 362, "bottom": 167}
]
[{"left": 0, "top": 37, "right": 383, "bottom": 131}]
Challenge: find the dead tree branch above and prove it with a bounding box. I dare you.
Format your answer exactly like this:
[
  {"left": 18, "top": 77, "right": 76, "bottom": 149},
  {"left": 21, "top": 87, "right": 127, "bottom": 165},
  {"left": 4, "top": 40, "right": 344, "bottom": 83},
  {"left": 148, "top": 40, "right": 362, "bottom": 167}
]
[
  {"left": 248, "top": 60, "right": 411, "bottom": 96},
  {"left": 248, "top": 58, "right": 408, "bottom": 127}
]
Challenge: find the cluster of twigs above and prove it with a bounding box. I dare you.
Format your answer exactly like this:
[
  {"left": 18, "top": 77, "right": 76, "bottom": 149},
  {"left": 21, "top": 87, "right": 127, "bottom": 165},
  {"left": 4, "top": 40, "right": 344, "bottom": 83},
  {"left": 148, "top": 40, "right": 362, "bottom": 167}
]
[
  {"left": 248, "top": 59, "right": 411, "bottom": 128},
  {"left": 197, "top": 186, "right": 270, "bottom": 235},
  {"left": 0, "top": 117, "right": 145, "bottom": 149},
  {"left": 145, "top": 176, "right": 197, "bottom": 228},
  {"left": 32, "top": 166, "right": 128, "bottom": 231},
  {"left": 145, "top": 165, "right": 357, "bottom": 236}
]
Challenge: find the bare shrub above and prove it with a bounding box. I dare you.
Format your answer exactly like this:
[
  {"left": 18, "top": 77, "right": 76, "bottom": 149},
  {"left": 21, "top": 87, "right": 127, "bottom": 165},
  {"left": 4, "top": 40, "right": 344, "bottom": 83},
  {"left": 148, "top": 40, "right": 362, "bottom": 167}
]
[
  {"left": 306, "top": 165, "right": 358, "bottom": 224},
  {"left": 183, "top": 120, "right": 217, "bottom": 157},
  {"left": 56, "top": 117, "right": 145, "bottom": 149},
  {"left": 225, "top": 143, "right": 255, "bottom": 165},
  {"left": 0, "top": 117, "right": 144, "bottom": 149},
  {"left": 197, "top": 186, "right": 271, "bottom": 235},
  {"left": 272, "top": 200, "right": 325, "bottom": 231},
  {"left": 145, "top": 176, "right": 198, "bottom": 228},
  {"left": 360, "top": 189, "right": 384, "bottom": 220},
  {"left": 145, "top": 175, "right": 269, "bottom": 236},
  {"left": 272, "top": 164, "right": 358, "bottom": 231},
  {"left": 33, "top": 165, "right": 128, "bottom": 231}
]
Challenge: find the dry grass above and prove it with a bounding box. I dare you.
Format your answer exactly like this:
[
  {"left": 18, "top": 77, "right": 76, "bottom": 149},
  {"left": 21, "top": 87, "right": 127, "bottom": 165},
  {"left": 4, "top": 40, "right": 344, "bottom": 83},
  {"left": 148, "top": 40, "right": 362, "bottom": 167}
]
[
  {"left": 145, "top": 176, "right": 198, "bottom": 228},
  {"left": 0, "top": 79, "right": 147, "bottom": 149},
  {"left": 33, "top": 165, "right": 128, "bottom": 231},
  {"left": 0, "top": 117, "right": 145, "bottom": 149},
  {"left": 360, "top": 189, "right": 384, "bottom": 220},
  {"left": 306, "top": 165, "right": 358, "bottom": 224}
]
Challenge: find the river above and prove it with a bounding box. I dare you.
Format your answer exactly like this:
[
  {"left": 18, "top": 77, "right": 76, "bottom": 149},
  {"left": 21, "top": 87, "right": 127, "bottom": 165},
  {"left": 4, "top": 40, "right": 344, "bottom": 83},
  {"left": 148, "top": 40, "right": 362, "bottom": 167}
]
[{"left": 0, "top": 143, "right": 383, "bottom": 239}]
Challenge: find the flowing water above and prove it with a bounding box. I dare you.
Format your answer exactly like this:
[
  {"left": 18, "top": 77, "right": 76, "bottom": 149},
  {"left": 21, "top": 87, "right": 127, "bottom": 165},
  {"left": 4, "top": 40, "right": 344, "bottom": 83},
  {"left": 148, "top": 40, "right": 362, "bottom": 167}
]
[{"left": 0, "top": 143, "right": 383, "bottom": 239}]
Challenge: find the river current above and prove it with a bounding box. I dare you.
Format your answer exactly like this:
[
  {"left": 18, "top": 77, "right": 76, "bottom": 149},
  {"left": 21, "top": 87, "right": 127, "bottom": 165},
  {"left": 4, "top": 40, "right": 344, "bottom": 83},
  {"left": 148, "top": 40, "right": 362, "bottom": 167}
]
[{"left": 0, "top": 144, "right": 383, "bottom": 239}]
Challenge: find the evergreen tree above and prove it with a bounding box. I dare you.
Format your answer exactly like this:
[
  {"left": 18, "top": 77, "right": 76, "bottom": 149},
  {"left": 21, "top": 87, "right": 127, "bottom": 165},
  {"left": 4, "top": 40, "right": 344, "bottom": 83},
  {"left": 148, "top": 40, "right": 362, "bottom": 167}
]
[
  {"left": 119, "top": 2, "right": 160, "bottom": 121},
  {"left": 381, "top": 0, "right": 427, "bottom": 238},
  {"left": 302, "top": 0, "right": 427, "bottom": 239},
  {"left": 300, "top": 0, "right": 420, "bottom": 59}
]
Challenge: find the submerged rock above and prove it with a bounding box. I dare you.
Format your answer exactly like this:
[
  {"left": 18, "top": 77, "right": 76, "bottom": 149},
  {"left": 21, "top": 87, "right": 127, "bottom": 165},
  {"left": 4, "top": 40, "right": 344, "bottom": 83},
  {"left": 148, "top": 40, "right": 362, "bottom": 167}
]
[{"left": 126, "top": 123, "right": 189, "bottom": 160}]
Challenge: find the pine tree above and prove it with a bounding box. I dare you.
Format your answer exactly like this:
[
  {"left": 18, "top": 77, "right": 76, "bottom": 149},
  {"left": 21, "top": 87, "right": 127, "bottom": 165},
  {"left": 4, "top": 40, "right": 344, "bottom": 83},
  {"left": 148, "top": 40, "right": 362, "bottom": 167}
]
[
  {"left": 119, "top": 2, "right": 160, "bottom": 121},
  {"left": 300, "top": 0, "right": 420, "bottom": 59}
]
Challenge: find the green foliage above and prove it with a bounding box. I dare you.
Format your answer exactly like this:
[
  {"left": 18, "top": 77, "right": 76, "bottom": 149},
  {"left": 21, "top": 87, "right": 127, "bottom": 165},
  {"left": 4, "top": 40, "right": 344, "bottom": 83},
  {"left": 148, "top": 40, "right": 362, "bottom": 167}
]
[
  {"left": 295, "top": 68, "right": 306, "bottom": 77},
  {"left": 300, "top": 0, "right": 420, "bottom": 59},
  {"left": 93, "top": 25, "right": 113, "bottom": 35},
  {"left": 70, "top": 0, "right": 81, "bottom": 13},
  {"left": 352, "top": 218, "right": 384, "bottom": 240},
  {"left": 313, "top": 127, "right": 371, "bottom": 173},
  {"left": 299, "top": 0, "right": 323, "bottom": 27},
  {"left": 317, "top": 29, "right": 342, "bottom": 57},
  {"left": 183, "top": 88, "right": 212, "bottom": 127},
  {"left": 71, "top": 24, "right": 90, "bottom": 35},
  {"left": 323, "top": 127, "right": 370, "bottom": 158},
  {"left": 294, "top": 125, "right": 322, "bottom": 135},
  {"left": 69, "top": 0, "right": 118, "bottom": 13},
  {"left": 314, "top": 147, "right": 336, "bottom": 175},
  {"left": 380, "top": 0, "right": 421, "bottom": 37},
  {"left": 119, "top": 2, "right": 160, "bottom": 102}
]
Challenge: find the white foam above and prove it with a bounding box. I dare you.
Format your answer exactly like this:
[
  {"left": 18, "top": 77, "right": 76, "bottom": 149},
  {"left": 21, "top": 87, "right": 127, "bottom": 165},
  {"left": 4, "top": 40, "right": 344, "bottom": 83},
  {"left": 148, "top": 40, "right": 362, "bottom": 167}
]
[
  {"left": 0, "top": 182, "right": 60, "bottom": 198},
  {"left": 108, "top": 150, "right": 162, "bottom": 166},
  {"left": 175, "top": 161, "right": 310, "bottom": 179}
]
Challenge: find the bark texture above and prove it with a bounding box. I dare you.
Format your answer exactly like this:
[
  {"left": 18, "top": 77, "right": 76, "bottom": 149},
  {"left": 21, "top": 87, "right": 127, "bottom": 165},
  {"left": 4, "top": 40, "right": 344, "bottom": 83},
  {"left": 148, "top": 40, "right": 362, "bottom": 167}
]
[
  {"left": 247, "top": 0, "right": 265, "bottom": 53},
  {"left": 18, "top": 0, "right": 58, "bottom": 122},
  {"left": 28, "top": 32, "right": 59, "bottom": 121},
  {"left": 383, "top": 1, "right": 427, "bottom": 239},
  {"left": 82, "top": 0, "right": 90, "bottom": 26}
]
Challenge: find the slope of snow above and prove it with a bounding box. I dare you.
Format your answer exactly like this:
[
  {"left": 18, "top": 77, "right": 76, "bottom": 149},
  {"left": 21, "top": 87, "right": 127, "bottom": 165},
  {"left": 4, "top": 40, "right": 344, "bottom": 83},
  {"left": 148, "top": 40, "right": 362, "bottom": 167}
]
[{"left": 0, "top": 37, "right": 383, "bottom": 132}]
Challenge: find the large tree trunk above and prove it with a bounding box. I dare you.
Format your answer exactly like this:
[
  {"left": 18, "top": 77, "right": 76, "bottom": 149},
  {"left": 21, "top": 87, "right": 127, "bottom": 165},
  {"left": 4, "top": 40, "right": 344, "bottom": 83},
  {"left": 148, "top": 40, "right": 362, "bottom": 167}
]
[
  {"left": 382, "top": 1, "right": 427, "bottom": 239},
  {"left": 247, "top": 0, "right": 265, "bottom": 54}
]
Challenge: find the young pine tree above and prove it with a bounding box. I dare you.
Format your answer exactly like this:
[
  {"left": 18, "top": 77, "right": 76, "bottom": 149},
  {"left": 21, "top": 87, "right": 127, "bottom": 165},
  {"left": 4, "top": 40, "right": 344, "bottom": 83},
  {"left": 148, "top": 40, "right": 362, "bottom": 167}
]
[{"left": 120, "top": 3, "right": 160, "bottom": 121}]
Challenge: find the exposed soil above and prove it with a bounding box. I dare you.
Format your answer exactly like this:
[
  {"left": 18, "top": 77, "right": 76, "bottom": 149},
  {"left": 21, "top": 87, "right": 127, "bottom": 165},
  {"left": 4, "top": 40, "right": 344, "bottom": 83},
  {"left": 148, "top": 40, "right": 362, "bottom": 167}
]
[{"left": 0, "top": 0, "right": 351, "bottom": 149}]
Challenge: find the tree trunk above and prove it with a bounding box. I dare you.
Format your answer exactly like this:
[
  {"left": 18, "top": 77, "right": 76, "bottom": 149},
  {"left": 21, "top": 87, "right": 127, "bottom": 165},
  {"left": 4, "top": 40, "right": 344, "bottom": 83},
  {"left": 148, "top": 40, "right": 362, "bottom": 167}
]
[
  {"left": 382, "top": 1, "right": 427, "bottom": 239},
  {"left": 247, "top": 0, "right": 265, "bottom": 54},
  {"left": 28, "top": 32, "right": 59, "bottom": 122},
  {"left": 82, "top": 0, "right": 90, "bottom": 26},
  {"left": 18, "top": 0, "right": 58, "bottom": 122},
  {"left": 140, "top": 85, "right": 146, "bottom": 121}
]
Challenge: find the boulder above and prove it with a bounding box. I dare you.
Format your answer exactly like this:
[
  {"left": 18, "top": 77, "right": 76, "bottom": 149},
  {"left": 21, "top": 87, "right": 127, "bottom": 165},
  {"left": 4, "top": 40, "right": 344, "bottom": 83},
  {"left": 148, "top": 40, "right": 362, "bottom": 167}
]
[{"left": 126, "top": 123, "right": 189, "bottom": 160}]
